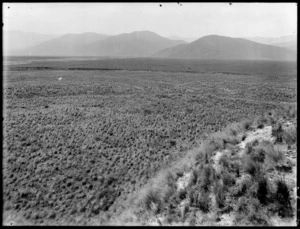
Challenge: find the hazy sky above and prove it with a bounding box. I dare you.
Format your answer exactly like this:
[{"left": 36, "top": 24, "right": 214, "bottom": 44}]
[{"left": 3, "top": 3, "right": 297, "bottom": 38}]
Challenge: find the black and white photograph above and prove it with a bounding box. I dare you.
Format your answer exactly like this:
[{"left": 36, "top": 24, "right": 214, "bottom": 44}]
[{"left": 2, "top": 2, "right": 297, "bottom": 226}]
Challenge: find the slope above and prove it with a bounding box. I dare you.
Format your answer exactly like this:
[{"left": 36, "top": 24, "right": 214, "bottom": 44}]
[
  {"left": 83, "top": 31, "right": 186, "bottom": 57},
  {"left": 18, "top": 32, "right": 110, "bottom": 56},
  {"left": 3, "top": 30, "right": 61, "bottom": 56},
  {"left": 153, "top": 35, "right": 296, "bottom": 61},
  {"left": 115, "top": 106, "right": 297, "bottom": 226}
]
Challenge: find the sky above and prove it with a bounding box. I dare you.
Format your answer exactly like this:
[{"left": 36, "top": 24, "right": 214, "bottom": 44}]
[{"left": 2, "top": 3, "right": 297, "bottom": 39}]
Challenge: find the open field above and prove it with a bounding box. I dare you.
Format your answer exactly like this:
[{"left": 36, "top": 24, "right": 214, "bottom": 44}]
[{"left": 3, "top": 57, "right": 297, "bottom": 225}]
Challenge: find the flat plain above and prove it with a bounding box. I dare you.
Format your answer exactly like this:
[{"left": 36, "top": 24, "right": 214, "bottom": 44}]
[{"left": 3, "top": 57, "right": 297, "bottom": 225}]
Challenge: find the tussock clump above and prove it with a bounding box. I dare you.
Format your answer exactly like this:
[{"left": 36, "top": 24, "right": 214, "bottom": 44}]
[
  {"left": 247, "top": 208, "right": 270, "bottom": 226},
  {"left": 164, "top": 170, "right": 177, "bottom": 189},
  {"left": 178, "top": 189, "right": 187, "bottom": 200},
  {"left": 218, "top": 154, "right": 230, "bottom": 169},
  {"left": 282, "top": 126, "right": 297, "bottom": 146},
  {"left": 232, "top": 175, "right": 252, "bottom": 197},
  {"left": 141, "top": 189, "right": 162, "bottom": 214},
  {"left": 283, "top": 105, "right": 297, "bottom": 119},
  {"left": 240, "top": 119, "right": 253, "bottom": 131},
  {"left": 221, "top": 171, "right": 236, "bottom": 188},
  {"left": 198, "top": 165, "right": 216, "bottom": 192},
  {"left": 275, "top": 179, "right": 293, "bottom": 218},
  {"left": 218, "top": 153, "right": 240, "bottom": 176},
  {"left": 195, "top": 144, "right": 213, "bottom": 164},
  {"left": 192, "top": 191, "right": 211, "bottom": 213},
  {"left": 259, "top": 141, "right": 284, "bottom": 164},
  {"left": 235, "top": 197, "right": 269, "bottom": 226},
  {"left": 250, "top": 148, "right": 266, "bottom": 163},
  {"left": 161, "top": 186, "right": 176, "bottom": 203},
  {"left": 208, "top": 135, "right": 226, "bottom": 151},
  {"left": 243, "top": 155, "right": 264, "bottom": 178},
  {"left": 235, "top": 196, "right": 251, "bottom": 218},
  {"left": 214, "top": 181, "right": 226, "bottom": 208},
  {"left": 244, "top": 140, "right": 259, "bottom": 154},
  {"left": 272, "top": 121, "right": 284, "bottom": 143},
  {"left": 245, "top": 140, "right": 284, "bottom": 165},
  {"left": 256, "top": 176, "right": 269, "bottom": 205},
  {"left": 226, "top": 122, "right": 245, "bottom": 136},
  {"left": 223, "top": 135, "right": 240, "bottom": 146},
  {"left": 188, "top": 169, "right": 198, "bottom": 187}
]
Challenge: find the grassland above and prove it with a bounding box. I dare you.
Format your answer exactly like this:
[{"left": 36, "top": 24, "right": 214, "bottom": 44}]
[
  {"left": 126, "top": 107, "right": 297, "bottom": 226},
  {"left": 3, "top": 57, "right": 297, "bottom": 225}
]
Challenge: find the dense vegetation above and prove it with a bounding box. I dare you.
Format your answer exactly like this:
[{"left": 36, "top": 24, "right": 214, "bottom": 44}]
[
  {"left": 3, "top": 58, "right": 297, "bottom": 225},
  {"left": 128, "top": 107, "right": 297, "bottom": 226}
]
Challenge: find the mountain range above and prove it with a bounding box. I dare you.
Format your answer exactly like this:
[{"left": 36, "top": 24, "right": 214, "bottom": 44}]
[
  {"left": 3, "top": 30, "right": 296, "bottom": 61},
  {"left": 3, "top": 30, "right": 61, "bottom": 54},
  {"left": 153, "top": 35, "right": 296, "bottom": 61},
  {"left": 242, "top": 35, "right": 297, "bottom": 51}
]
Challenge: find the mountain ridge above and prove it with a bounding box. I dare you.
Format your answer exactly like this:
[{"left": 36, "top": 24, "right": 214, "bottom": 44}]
[{"left": 153, "top": 35, "right": 296, "bottom": 61}]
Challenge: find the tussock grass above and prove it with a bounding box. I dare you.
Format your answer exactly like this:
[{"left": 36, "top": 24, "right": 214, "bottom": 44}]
[
  {"left": 256, "top": 176, "right": 269, "bottom": 205},
  {"left": 282, "top": 125, "right": 297, "bottom": 146},
  {"left": 198, "top": 164, "right": 216, "bottom": 192},
  {"left": 221, "top": 171, "right": 236, "bottom": 188},
  {"left": 235, "top": 197, "right": 270, "bottom": 226},
  {"left": 214, "top": 181, "right": 226, "bottom": 208},
  {"left": 244, "top": 140, "right": 284, "bottom": 166},
  {"left": 272, "top": 121, "right": 284, "bottom": 143},
  {"left": 253, "top": 116, "right": 269, "bottom": 129},
  {"left": 232, "top": 175, "right": 252, "bottom": 197},
  {"left": 250, "top": 147, "right": 266, "bottom": 163},
  {"left": 208, "top": 135, "right": 226, "bottom": 151},
  {"left": 240, "top": 119, "right": 253, "bottom": 131},
  {"left": 161, "top": 186, "right": 176, "bottom": 203},
  {"left": 192, "top": 191, "right": 211, "bottom": 213},
  {"left": 243, "top": 155, "right": 264, "bottom": 178},
  {"left": 188, "top": 168, "right": 198, "bottom": 187},
  {"left": 275, "top": 179, "right": 293, "bottom": 218},
  {"left": 131, "top": 109, "right": 295, "bottom": 226},
  {"left": 195, "top": 141, "right": 215, "bottom": 164},
  {"left": 141, "top": 188, "right": 162, "bottom": 214},
  {"left": 259, "top": 141, "right": 285, "bottom": 164}
]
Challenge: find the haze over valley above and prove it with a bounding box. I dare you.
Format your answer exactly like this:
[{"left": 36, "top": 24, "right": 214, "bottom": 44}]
[{"left": 4, "top": 30, "right": 297, "bottom": 61}]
